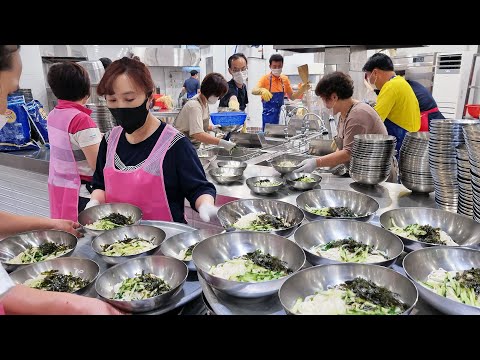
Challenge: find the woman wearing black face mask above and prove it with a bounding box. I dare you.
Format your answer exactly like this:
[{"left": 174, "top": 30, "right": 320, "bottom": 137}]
[{"left": 87, "top": 57, "right": 218, "bottom": 224}]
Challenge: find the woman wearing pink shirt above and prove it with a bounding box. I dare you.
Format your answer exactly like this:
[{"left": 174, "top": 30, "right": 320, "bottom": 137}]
[{"left": 46, "top": 62, "right": 102, "bottom": 221}]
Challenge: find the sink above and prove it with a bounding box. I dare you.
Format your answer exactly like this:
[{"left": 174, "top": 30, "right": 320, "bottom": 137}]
[
  {"left": 229, "top": 132, "right": 287, "bottom": 148},
  {"left": 216, "top": 147, "right": 266, "bottom": 161},
  {"left": 309, "top": 139, "right": 335, "bottom": 156},
  {"left": 254, "top": 153, "right": 312, "bottom": 167}
]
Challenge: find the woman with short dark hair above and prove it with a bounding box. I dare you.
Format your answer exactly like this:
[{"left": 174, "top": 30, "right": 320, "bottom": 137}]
[
  {"left": 87, "top": 57, "right": 218, "bottom": 223},
  {"left": 174, "top": 72, "right": 236, "bottom": 150},
  {"left": 47, "top": 61, "right": 102, "bottom": 219},
  {"left": 295, "top": 71, "right": 388, "bottom": 175}
]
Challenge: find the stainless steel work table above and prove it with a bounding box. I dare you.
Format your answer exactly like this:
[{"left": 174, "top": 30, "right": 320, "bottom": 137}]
[{"left": 0, "top": 149, "right": 444, "bottom": 314}]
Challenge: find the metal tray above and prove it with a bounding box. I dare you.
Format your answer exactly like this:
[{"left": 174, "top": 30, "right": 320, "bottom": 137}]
[
  {"left": 199, "top": 256, "right": 443, "bottom": 315},
  {"left": 76, "top": 220, "right": 202, "bottom": 315}
]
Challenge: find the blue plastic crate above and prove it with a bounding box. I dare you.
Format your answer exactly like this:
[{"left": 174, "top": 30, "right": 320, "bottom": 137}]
[{"left": 210, "top": 112, "right": 247, "bottom": 126}]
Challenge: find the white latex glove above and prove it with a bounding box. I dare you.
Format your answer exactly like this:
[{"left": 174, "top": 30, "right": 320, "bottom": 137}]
[
  {"left": 294, "top": 158, "right": 318, "bottom": 173},
  {"left": 85, "top": 199, "right": 100, "bottom": 210},
  {"left": 198, "top": 203, "right": 219, "bottom": 222},
  {"left": 0, "top": 265, "right": 14, "bottom": 299},
  {"left": 219, "top": 139, "right": 236, "bottom": 151}
]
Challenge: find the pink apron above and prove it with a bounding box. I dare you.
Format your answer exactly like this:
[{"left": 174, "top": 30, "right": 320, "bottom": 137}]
[
  {"left": 47, "top": 108, "right": 82, "bottom": 222},
  {"left": 104, "top": 125, "right": 178, "bottom": 221}
]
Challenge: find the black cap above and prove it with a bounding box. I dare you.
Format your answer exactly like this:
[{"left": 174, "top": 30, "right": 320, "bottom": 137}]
[
  {"left": 99, "top": 57, "right": 112, "bottom": 69},
  {"left": 190, "top": 70, "right": 198, "bottom": 76}
]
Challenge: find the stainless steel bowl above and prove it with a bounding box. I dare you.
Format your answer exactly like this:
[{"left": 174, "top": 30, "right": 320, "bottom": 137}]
[
  {"left": 217, "top": 160, "right": 247, "bottom": 171},
  {"left": 279, "top": 263, "right": 418, "bottom": 315},
  {"left": 285, "top": 172, "right": 322, "bottom": 191},
  {"left": 296, "top": 189, "right": 379, "bottom": 222},
  {"left": 9, "top": 257, "right": 99, "bottom": 295},
  {"left": 403, "top": 247, "right": 480, "bottom": 314},
  {"left": 209, "top": 167, "right": 243, "bottom": 184},
  {"left": 197, "top": 148, "right": 219, "bottom": 161},
  {"left": 270, "top": 156, "right": 302, "bottom": 174},
  {"left": 78, "top": 203, "right": 143, "bottom": 237},
  {"left": 246, "top": 176, "right": 285, "bottom": 195},
  {"left": 159, "top": 228, "right": 223, "bottom": 271},
  {"left": 192, "top": 231, "right": 306, "bottom": 298},
  {"left": 294, "top": 219, "right": 404, "bottom": 267},
  {"left": 95, "top": 255, "right": 188, "bottom": 313},
  {"left": 0, "top": 230, "right": 77, "bottom": 272},
  {"left": 91, "top": 225, "right": 166, "bottom": 265},
  {"left": 350, "top": 171, "right": 390, "bottom": 185},
  {"left": 379, "top": 207, "right": 480, "bottom": 252},
  {"left": 354, "top": 134, "right": 397, "bottom": 143},
  {"left": 400, "top": 179, "right": 434, "bottom": 193},
  {"left": 199, "top": 158, "right": 211, "bottom": 171},
  {"left": 217, "top": 198, "right": 305, "bottom": 237}
]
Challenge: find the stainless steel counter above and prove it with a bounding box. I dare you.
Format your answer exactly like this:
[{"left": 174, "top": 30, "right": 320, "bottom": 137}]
[
  {"left": 200, "top": 162, "right": 441, "bottom": 315},
  {"left": 151, "top": 110, "right": 181, "bottom": 118},
  {"left": 152, "top": 110, "right": 180, "bottom": 125},
  {"left": 0, "top": 148, "right": 437, "bottom": 226},
  {"left": 0, "top": 148, "right": 49, "bottom": 175},
  {"left": 0, "top": 148, "right": 446, "bottom": 315},
  {"left": 206, "top": 161, "right": 436, "bottom": 226}
]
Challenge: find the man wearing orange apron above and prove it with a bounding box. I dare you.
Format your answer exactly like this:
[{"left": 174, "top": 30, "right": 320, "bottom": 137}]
[{"left": 252, "top": 54, "right": 310, "bottom": 130}]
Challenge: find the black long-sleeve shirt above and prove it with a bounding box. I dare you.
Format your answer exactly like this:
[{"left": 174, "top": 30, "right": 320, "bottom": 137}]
[
  {"left": 92, "top": 122, "right": 216, "bottom": 223},
  {"left": 219, "top": 79, "right": 249, "bottom": 111}
]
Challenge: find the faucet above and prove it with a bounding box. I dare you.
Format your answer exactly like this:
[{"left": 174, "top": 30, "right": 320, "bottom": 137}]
[
  {"left": 286, "top": 104, "right": 309, "bottom": 118},
  {"left": 301, "top": 113, "right": 329, "bottom": 136},
  {"left": 283, "top": 105, "right": 311, "bottom": 140}
]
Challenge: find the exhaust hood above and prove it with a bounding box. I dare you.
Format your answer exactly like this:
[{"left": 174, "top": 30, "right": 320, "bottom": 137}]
[
  {"left": 131, "top": 47, "right": 200, "bottom": 67},
  {"left": 273, "top": 45, "right": 426, "bottom": 53},
  {"left": 40, "top": 45, "right": 88, "bottom": 59}
]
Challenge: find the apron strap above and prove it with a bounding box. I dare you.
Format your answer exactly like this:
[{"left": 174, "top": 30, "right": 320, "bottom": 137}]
[
  {"left": 105, "top": 126, "right": 123, "bottom": 168},
  {"left": 269, "top": 74, "right": 285, "bottom": 93}
]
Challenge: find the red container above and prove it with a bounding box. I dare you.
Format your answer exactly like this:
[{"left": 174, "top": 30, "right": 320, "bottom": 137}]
[
  {"left": 466, "top": 104, "right": 480, "bottom": 118},
  {"left": 153, "top": 94, "right": 168, "bottom": 110}
]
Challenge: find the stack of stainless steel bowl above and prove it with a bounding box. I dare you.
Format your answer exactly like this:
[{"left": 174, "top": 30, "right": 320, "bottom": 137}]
[
  {"left": 86, "top": 102, "right": 116, "bottom": 133},
  {"left": 463, "top": 124, "right": 480, "bottom": 222},
  {"left": 429, "top": 119, "right": 478, "bottom": 212},
  {"left": 399, "top": 132, "right": 433, "bottom": 193},
  {"left": 456, "top": 144, "right": 473, "bottom": 217},
  {"left": 349, "top": 134, "right": 396, "bottom": 185}
]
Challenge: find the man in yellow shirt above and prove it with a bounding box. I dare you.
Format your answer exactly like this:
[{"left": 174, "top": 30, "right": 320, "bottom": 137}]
[
  {"left": 252, "top": 54, "right": 309, "bottom": 129},
  {"left": 362, "top": 53, "right": 420, "bottom": 156}
]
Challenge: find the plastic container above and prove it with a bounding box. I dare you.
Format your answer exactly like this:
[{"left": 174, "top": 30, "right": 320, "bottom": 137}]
[
  {"left": 466, "top": 104, "right": 480, "bottom": 119},
  {"left": 210, "top": 112, "right": 247, "bottom": 126}
]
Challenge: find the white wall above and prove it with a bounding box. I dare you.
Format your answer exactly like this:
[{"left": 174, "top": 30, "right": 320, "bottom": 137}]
[
  {"left": 367, "top": 45, "right": 479, "bottom": 58},
  {"left": 19, "top": 45, "right": 48, "bottom": 107},
  {"left": 84, "top": 45, "right": 181, "bottom": 61},
  {"left": 148, "top": 66, "right": 190, "bottom": 100},
  {"left": 19, "top": 45, "right": 480, "bottom": 123}
]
